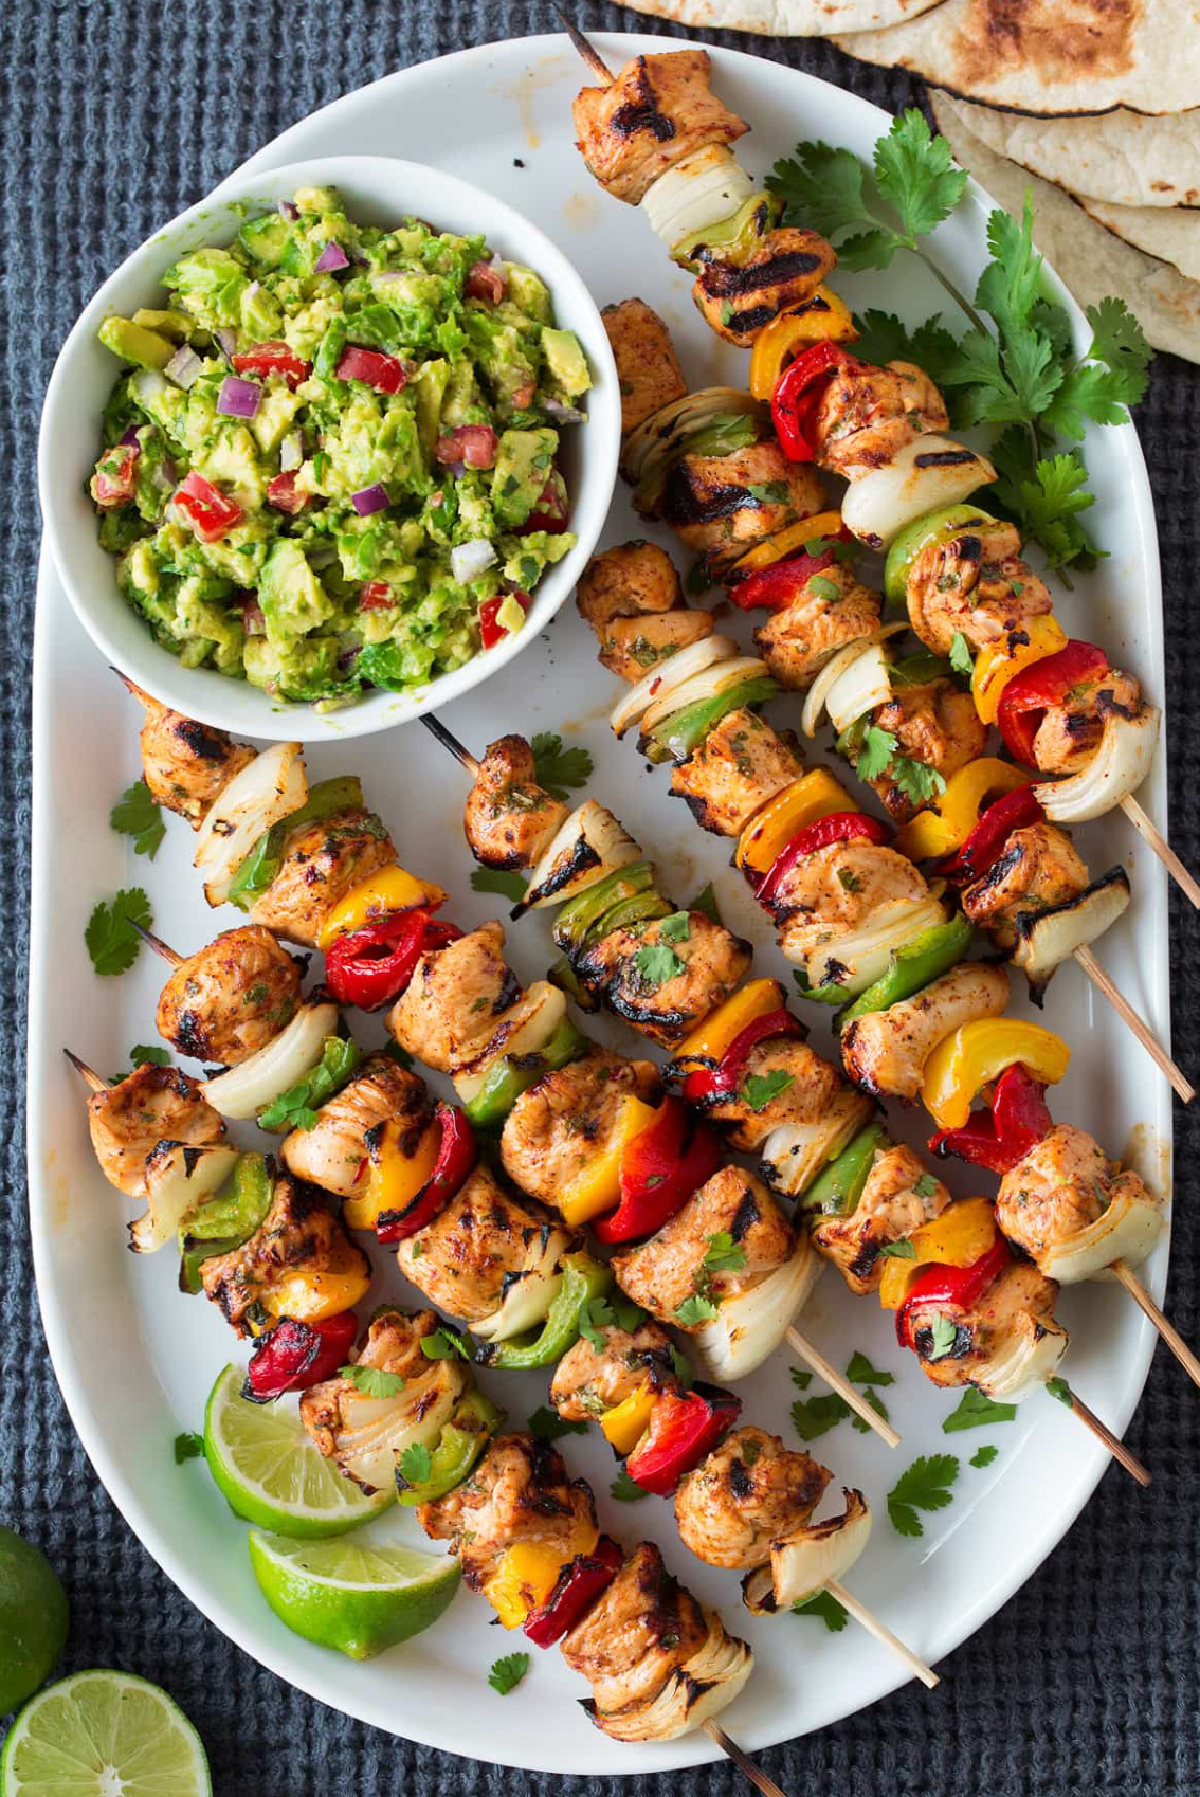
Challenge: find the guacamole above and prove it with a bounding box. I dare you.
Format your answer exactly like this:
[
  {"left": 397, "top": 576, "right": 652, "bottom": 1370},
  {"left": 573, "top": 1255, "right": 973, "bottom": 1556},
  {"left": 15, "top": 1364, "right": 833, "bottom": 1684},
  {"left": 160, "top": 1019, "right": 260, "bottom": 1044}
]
[{"left": 91, "top": 186, "right": 592, "bottom": 708}]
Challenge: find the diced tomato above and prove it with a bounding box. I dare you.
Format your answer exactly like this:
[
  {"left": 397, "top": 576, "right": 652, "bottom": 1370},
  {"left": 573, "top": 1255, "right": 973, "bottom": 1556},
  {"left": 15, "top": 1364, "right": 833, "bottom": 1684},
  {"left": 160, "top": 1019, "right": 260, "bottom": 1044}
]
[
  {"left": 266, "top": 471, "right": 307, "bottom": 515},
  {"left": 360, "top": 580, "right": 393, "bottom": 611},
  {"left": 90, "top": 443, "right": 139, "bottom": 508},
  {"left": 232, "top": 341, "right": 312, "bottom": 386},
  {"left": 175, "top": 470, "right": 243, "bottom": 543},
  {"left": 512, "top": 382, "right": 536, "bottom": 411},
  {"left": 466, "top": 258, "right": 507, "bottom": 304},
  {"left": 434, "top": 424, "right": 498, "bottom": 470},
  {"left": 516, "top": 471, "right": 570, "bottom": 536},
  {"left": 335, "top": 345, "right": 408, "bottom": 395},
  {"left": 479, "top": 591, "right": 530, "bottom": 650}
]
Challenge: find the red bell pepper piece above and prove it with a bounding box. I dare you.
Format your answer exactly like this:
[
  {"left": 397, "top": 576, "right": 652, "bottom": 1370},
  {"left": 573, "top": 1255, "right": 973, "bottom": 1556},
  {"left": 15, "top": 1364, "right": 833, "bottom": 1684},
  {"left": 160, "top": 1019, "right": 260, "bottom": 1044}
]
[
  {"left": 325, "top": 909, "right": 460, "bottom": 1012},
  {"left": 479, "top": 591, "right": 530, "bottom": 650},
  {"left": 726, "top": 545, "right": 837, "bottom": 611},
  {"left": 757, "top": 812, "right": 892, "bottom": 913},
  {"left": 895, "top": 1238, "right": 1011, "bottom": 1352},
  {"left": 175, "top": 469, "right": 243, "bottom": 543},
  {"left": 996, "top": 640, "right": 1110, "bottom": 768},
  {"left": 232, "top": 342, "right": 312, "bottom": 386},
  {"left": 936, "top": 784, "right": 1042, "bottom": 885},
  {"left": 592, "top": 1098, "right": 723, "bottom": 1244},
  {"left": 770, "top": 341, "right": 861, "bottom": 463},
  {"left": 626, "top": 1384, "right": 742, "bottom": 1495},
  {"left": 523, "top": 1535, "right": 623, "bottom": 1648},
  {"left": 929, "top": 1063, "right": 1054, "bottom": 1175},
  {"left": 678, "top": 1008, "right": 804, "bottom": 1109},
  {"left": 266, "top": 471, "right": 308, "bottom": 515},
  {"left": 336, "top": 344, "right": 408, "bottom": 395},
  {"left": 376, "top": 1103, "right": 477, "bottom": 1243},
  {"left": 242, "top": 1311, "right": 358, "bottom": 1403}
]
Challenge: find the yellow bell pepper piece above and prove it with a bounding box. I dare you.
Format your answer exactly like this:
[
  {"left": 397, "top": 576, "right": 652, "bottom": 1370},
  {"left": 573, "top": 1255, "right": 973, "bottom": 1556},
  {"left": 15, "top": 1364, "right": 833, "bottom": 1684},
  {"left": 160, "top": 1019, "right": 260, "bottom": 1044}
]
[
  {"left": 748, "top": 290, "right": 857, "bottom": 400},
  {"left": 258, "top": 1241, "right": 373, "bottom": 1329},
  {"left": 486, "top": 1536, "right": 595, "bottom": 1629},
  {"left": 921, "top": 1019, "right": 1071, "bottom": 1132},
  {"left": 894, "top": 759, "right": 1034, "bottom": 862},
  {"left": 727, "top": 509, "right": 845, "bottom": 579},
  {"left": 318, "top": 863, "right": 449, "bottom": 950},
  {"left": 972, "top": 615, "right": 1068, "bottom": 726},
  {"left": 557, "top": 1095, "right": 659, "bottom": 1228},
  {"left": 672, "top": 978, "right": 785, "bottom": 1070},
  {"left": 878, "top": 1196, "right": 997, "bottom": 1309},
  {"left": 599, "top": 1381, "right": 659, "bottom": 1456},
  {"left": 342, "top": 1114, "right": 440, "bottom": 1232},
  {"left": 736, "top": 768, "right": 857, "bottom": 875}
]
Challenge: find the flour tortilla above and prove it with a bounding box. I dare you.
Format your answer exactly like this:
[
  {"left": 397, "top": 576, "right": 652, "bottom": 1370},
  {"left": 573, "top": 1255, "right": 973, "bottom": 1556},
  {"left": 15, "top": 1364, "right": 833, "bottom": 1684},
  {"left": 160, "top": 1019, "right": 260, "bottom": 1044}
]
[
  {"left": 931, "top": 93, "right": 1200, "bottom": 362},
  {"left": 950, "top": 101, "right": 1200, "bottom": 208},
  {"left": 1080, "top": 198, "right": 1200, "bottom": 280},
  {"left": 836, "top": 0, "right": 1200, "bottom": 116},
  {"left": 620, "top": 0, "right": 948, "bottom": 37}
]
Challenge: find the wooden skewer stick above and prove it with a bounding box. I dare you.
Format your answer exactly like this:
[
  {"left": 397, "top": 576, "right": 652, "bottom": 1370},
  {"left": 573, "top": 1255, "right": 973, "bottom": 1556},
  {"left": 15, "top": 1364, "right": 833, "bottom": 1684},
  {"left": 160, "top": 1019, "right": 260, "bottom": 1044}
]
[
  {"left": 785, "top": 1325, "right": 900, "bottom": 1449},
  {"left": 704, "top": 1723, "right": 790, "bottom": 1797},
  {"left": 130, "top": 919, "right": 184, "bottom": 969},
  {"left": 554, "top": 7, "right": 614, "bottom": 83},
  {"left": 1121, "top": 794, "right": 1200, "bottom": 913},
  {"left": 1073, "top": 944, "right": 1194, "bottom": 1104},
  {"left": 1060, "top": 1383, "right": 1150, "bottom": 1487},
  {"left": 1111, "top": 1259, "right": 1200, "bottom": 1393},
  {"left": 64, "top": 1049, "right": 106, "bottom": 1094},
  {"left": 420, "top": 712, "right": 480, "bottom": 777},
  {"left": 825, "top": 1579, "right": 939, "bottom": 1689}
]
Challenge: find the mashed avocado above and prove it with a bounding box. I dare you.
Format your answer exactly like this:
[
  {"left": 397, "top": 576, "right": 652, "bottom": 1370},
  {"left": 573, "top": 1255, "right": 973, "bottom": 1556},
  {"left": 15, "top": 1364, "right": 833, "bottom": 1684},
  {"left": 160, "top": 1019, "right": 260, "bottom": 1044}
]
[{"left": 92, "top": 186, "right": 591, "bottom": 708}]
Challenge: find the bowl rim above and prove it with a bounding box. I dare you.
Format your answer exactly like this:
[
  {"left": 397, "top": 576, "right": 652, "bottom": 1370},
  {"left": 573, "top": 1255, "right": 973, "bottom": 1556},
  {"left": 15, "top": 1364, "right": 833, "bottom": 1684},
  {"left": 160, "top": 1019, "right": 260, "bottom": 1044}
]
[{"left": 36, "top": 152, "right": 621, "bottom": 742}]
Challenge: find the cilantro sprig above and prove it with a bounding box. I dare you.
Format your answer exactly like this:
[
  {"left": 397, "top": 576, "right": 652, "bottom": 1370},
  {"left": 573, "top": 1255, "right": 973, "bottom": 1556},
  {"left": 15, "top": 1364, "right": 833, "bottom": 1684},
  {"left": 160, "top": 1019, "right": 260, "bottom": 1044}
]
[
  {"left": 111, "top": 780, "right": 165, "bottom": 860},
  {"left": 471, "top": 867, "right": 528, "bottom": 904},
  {"left": 488, "top": 1652, "right": 530, "bottom": 1695},
  {"left": 531, "top": 731, "right": 593, "bottom": 802},
  {"left": 887, "top": 1453, "right": 960, "bottom": 1538},
  {"left": 86, "top": 887, "right": 152, "bottom": 978}
]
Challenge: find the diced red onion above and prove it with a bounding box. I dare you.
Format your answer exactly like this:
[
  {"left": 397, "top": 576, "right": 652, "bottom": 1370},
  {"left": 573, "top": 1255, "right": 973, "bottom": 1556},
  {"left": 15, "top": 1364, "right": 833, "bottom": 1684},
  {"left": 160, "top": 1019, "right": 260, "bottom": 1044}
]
[
  {"left": 489, "top": 250, "right": 505, "bottom": 275},
  {"left": 315, "top": 241, "right": 350, "bottom": 273},
  {"left": 165, "top": 344, "right": 203, "bottom": 390},
  {"left": 120, "top": 425, "right": 142, "bottom": 447},
  {"left": 279, "top": 431, "right": 304, "bottom": 473},
  {"left": 278, "top": 199, "right": 299, "bottom": 221},
  {"left": 445, "top": 460, "right": 466, "bottom": 479},
  {"left": 217, "top": 376, "right": 262, "bottom": 419},
  {"left": 350, "top": 482, "right": 390, "bottom": 516},
  {"left": 543, "top": 396, "right": 584, "bottom": 424},
  {"left": 215, "top": 327, "right": 238, "bottom": 358},
  {"left": 451, "top": 539, "right": 497, "bottom": 583}
]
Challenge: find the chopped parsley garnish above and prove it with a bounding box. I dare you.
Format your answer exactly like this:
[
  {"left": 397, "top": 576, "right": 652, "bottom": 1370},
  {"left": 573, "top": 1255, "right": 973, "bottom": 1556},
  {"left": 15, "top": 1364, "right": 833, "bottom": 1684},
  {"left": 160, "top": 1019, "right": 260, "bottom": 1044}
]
[
  {"left": 258, "top": 1035, "right": 363, "bottom": 1132},
  {"left": 130, "top": 1044, "right": 171, "bottom": 1070},
  {"left": 578, "top": 1296, "right": 616, "bottom": 1351},
  {"left": 877, "top": 1238, "right": 916, "bottom": 1260},
  {"left": 657, "top": 910, "right": 692, "bottom": 944},
  {"left": 913, "top": 1174, "right": 942, "bottom": 1200}
]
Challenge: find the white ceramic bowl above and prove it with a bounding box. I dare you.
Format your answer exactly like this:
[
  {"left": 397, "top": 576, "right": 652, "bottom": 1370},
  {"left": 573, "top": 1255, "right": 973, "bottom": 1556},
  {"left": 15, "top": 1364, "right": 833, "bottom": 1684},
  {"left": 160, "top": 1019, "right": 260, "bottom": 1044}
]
[{"left": 37, "top": 155, "right": 621, "bottom": 742}]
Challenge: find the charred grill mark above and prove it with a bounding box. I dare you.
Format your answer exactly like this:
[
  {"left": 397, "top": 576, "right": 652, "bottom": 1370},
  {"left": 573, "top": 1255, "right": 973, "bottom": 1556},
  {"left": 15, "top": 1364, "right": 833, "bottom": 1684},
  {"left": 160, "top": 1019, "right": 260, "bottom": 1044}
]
[
  {"left": 698, "top": 249, "right": 823, "bottom": 299},
  {"left": 849, "top": 1240, "right": 881, "bottom": 1283},
  {"left": 728, "top": 1457, "right": 754, "bottom": 1500},
  {"left": 660, "top": 469, "right": 763, "bottom": 528},
  {"left": 610, "top": 58, "right": 675, "bottom": 142},
  {"left": 524, "top": 837, "right": 601, "bottom": 906},
  {"left": 174, "top": 1010, "right": 208, "bottom": 1060},
  {"left": 175, "top": 717, "right": 234, "bottom": 763},
  {"left": 730, "top": 1190, "right": 760, "bottom": 1242},
  {"left": 914, "top": 449, "right": 978, "bottom": 469},
  {"left": 954, "top": 534, "right": 982, "bottom": 564},
  {"left": 719, "top": 303, "right": 779, "bottom": 336}
]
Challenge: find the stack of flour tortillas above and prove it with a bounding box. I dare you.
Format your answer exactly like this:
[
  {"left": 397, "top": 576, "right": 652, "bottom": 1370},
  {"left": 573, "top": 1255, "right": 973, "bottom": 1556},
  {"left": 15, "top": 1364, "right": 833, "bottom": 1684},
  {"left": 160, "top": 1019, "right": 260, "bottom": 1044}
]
[{"left": 617, "top": 0, "right": 1200, "bottom": 360}]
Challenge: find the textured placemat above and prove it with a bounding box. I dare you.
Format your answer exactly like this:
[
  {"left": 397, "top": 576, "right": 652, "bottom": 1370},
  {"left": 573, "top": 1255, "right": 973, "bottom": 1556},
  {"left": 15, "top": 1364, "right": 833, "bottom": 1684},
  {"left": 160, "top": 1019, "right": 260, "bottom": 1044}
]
[{"left": 3, "top": 2, "right": 1199, "bottom": 1790}]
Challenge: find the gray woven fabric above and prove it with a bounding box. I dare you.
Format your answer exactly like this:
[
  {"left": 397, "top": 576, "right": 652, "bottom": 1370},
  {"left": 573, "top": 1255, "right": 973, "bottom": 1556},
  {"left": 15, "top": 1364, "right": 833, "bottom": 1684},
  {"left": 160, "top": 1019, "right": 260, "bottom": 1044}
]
[{"left": 3, "top": 2, "right": 1199, "bottom": 1790}]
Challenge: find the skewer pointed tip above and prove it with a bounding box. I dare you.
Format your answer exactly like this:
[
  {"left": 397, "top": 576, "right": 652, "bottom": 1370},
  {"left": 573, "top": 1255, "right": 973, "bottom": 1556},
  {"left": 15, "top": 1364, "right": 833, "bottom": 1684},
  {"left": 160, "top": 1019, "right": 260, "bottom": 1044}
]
[
  {"left": 704, "top": 1722, "right": 789, "bottom": 1797},
  {"left": 1062, "top": 1383, "right": 1150, "bottom": 1488},
  {"left": 554, "top": 8, "right": 615, "bottom": 83},
  {"left": 63, "top": 1049, "right": 107, "bottom": 1093},
  {"left": 420, "top": 711, "right": 481, "bottom": 777},
  {"left": 130, "top": 920, "right": 184, "bottom": 967}
]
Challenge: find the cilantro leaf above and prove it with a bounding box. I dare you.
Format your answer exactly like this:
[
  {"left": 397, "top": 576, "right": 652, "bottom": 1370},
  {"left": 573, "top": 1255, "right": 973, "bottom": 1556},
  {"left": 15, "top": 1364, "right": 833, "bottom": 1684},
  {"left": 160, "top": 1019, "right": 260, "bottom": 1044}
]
[
  {"left": 741, "top": 1069, "right": 795, "bottom": 1112},
  {"left": 421, "top": 1326, "right": 472, "bottom": 1361},
  {"left": 789, "top": 1366, "right": 813, "bottom": 1392},
  {"left": 877, "top": 1238, "right": 916, "bottom": 1260},
  {"left": 847, "top": 1351, "right": 895, "bottom": 1389},
  {"left": 86, "top": 887, "right": 151, "bottom": 978},
  {"left": 688, "top": 881, "right": 721, "bottom": 925},
  {"left": 1085, "top": 295, "right": 1151, "bottom": 398},
  {"left": 130, "top": 1044, "right": 170, "bottom": 1070},
  {"left": 488, "top": 1652, "right": 530, "bottom": 1696},
  {"left": 888, "top": 755, "right": 947, "bottom": 808},
  {"left": 703, "top": 1231, "right": 747, "bottom": 1274},
  {"left": 258, "top": 1035, "right": 363, "bottom": 1132},
  {"left": 850, "top": 1388, "right": 891, "bottom": 1433},
  {"left": 111, "top": 780, "right": 165, "bottom": 860},
  {"left": 887, "top": 1453, "right": 960, "bottom": 1538},
  {"left": 338, "top": 1364, "right": 406, "bottom": 1398},
  {"left": 943, "top": 1387, "right": 1017, "bottom": 1433},
  {"left": 874, "top": 108, "right": 969, "bottom": 245},
  {"left": 633, "top": 942, "right": 686, "bottom": 987},
  {"left": 791, "top": 1392, "right": 851, "bottom": 1442},
  {"left": 530, "top": 731, "right": 593, "bottom": 802},
  {"left": 579, "top": 1295, "right": 616, "bottom": 1351},
  {"left": 398, "top": 1442, "right": 433, "bottom": 1487},
  {"left": 669, "top": 1344, "right": 693, "bottom": 1388},
  {"left": 471, "top": 867, "right": 528, "bottom": 903},
  {"left": 174, "top": 1431, "right": 203, "bottom": 1464},
  {"left": 527, "top": 1405, "right": 587, "bottom": 1442},
  {"left": 611, "top": 1468, "right": 648, "bottom": 1502},
  {"left": 382, "top": 1040, "right": 413, "bottom": 1069},
  {"left": 657, "top": 910, "right": 691, "bottom": 944},
  {"left": 1046, "top": 1376, "right": 1073, "bottom": 1409},
  {"left": 856, "top": 726, "right": 898, "bottom": 783},
  {"left": 768, "top": 140, "right": 885, "bottom": 248},
  {"left": 949, "top": 632, "right": 974, "bottom": 679},
  {"left": 927, "top": 1313, "right": 960, "bottom": 1361},
  {"left": 675, "top": 1294, "right": 720, "bottom": 1328},
  {"left": 913, "top": 1173, "right": 942, "bottom": 1200},
  {"left": 793, "top": 1590, "right": 850, "bottom": 1632},
  {"left": 612, "top": 1293, "right": 649, "bottom": 1333},
  {"left": 971, "top": 1445, "right": 1000, "bottom": 1469}
]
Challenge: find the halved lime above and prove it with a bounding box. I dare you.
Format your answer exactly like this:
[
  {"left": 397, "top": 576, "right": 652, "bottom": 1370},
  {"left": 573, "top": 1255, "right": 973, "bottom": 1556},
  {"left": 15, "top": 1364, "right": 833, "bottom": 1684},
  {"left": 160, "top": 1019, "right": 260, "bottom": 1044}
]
[
  {"left": 0, "top": 1670, "right": 210, "bottom": 1797},
  {"left": 0, "top": 1526, "right": 69, "bottom": 1715},
  {"left": 248, "top": 1529, "right": 461, "bottom": 1659},
  {"left": 203, "top": 1363, "right": 392, "bottom": 1539}
]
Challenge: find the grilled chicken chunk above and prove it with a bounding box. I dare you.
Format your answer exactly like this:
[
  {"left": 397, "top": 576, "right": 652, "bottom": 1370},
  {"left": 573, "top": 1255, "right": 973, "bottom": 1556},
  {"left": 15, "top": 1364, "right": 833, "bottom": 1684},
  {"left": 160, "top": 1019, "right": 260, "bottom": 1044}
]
[
  {"left": 420, "top": 1434, "right": 598, "bottom": 1592},
  {"left": 560, "top": 1540, "right": 709, "bottom": 1714},
  {"left": 754, "top": 563, "right": 882, "bottom": 691},
  {"left": 962, "top": 821, "right": 1088, "bottom": 947},
  {"left": 772, "top": 841, "right": 928, "bottom": 944},
  {"left": 573, "top": 51, "right": 748, "bottom": 206},
  {"left": 396, "top": 1161, "right": 555, "bottom": 1323},
  {"left": 251, "top": 808, "right": 396, "bottom": 948},
  {"left": 671, "top": 708, "right": 803, "bottom": 838},
  {"left": 282, "top": 1053, "right": 431, "bottom": 1198},
  {"left": 612, "top": 1166, "right": 794, "bottom": 1327},
  {"left": 703, "top": 1034, "right": 848, "bottom": 1156},
  {"left": 842, "top": 962, "right": 1011, "bottom": 1101},
  {"left": 550, "top": 1319, "right": 678, "bottom": 1421},
  {"left": 659, "top": 442, "right": 824, "bottom": 571},
  {"left": 866, "top": 679, "right": 987, "bottom": 823},
  {"left": 501, "top": 1050, "right": 660, "bottom": 1207},
  {"left": 904, "top": 1258, "right": 1058, "bottom": 1390},
  {"left": 577, "top": 538, "right": 682, "bottom": 632},
  {"left": 601, "top": 610, "right": 714, "bottom": 683},
  {"left": 812, "top": 359, "right": 948, "bottom": 480},
  {"left": 1031, "top": 667, "right": 1144, "bottom": 776},
  {"left": 155, "top": 926, "right": 303, "bottom": 1065},
  {"left": 387, "top": 921, "right": 519, "bottom": 1073},
  {"left": 997, "top": 1123, "right": 1152, "bottom": 1260},
  {"left": 575, "top": 912, "right": 752, "bottom": 1049},
  {"left": 905, "top": 519, "right": 1053, "bottom": 656},
  {"left": 463, "top": 735, "right": 568, "bottom": 871},
  {"left": 601, "top": 301, "right": 689, "bottom": 435},
  {"left": 812, "top": 1144, "right": 950, "bottom": 1295},
  {"left": 126, "top": 680, "right": 255, "bottom": 827},
  {"left": 84, "top": 1063, "right": 226, "bottom": 1199},
  {"left": 692, "top": 228, "right": 837, "bottom": 346},
  {"left": 674, "top": 1426, "right": 830, "bottom": 1570},
  {"left": 201, "top": 1175, "right": 359, "bottom": 1335}
]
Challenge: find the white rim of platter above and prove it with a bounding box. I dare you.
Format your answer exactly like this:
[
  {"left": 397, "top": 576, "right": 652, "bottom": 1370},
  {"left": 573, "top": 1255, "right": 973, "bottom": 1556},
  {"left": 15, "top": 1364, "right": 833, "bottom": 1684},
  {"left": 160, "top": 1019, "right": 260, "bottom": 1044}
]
[{"left": 28, "top": 30, "right": 1172, "bottom": 1776}]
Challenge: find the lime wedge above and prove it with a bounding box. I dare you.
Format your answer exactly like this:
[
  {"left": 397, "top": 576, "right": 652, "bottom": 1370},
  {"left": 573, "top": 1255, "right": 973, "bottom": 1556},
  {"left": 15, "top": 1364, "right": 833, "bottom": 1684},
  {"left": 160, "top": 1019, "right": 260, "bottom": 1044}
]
[
  {"left": 203, "top": 1362, "right": 392, "bottom": 1538},
  {"left": 0, "top": 1670, "right": 210, "bottom": 1797},
  {"left": 248, "top": 1529, "right": 461, "bottom": 1659},
  {"left": 0, "top": 1526, "right": 69, "bottom": 1715}
]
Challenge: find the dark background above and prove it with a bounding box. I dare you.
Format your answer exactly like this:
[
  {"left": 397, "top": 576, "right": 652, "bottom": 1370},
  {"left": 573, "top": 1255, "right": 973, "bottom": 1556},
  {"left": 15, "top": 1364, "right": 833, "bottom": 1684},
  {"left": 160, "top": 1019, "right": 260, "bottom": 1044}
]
[{"left": 4, "top": 2, "right": 1198, "bottom": 1790}]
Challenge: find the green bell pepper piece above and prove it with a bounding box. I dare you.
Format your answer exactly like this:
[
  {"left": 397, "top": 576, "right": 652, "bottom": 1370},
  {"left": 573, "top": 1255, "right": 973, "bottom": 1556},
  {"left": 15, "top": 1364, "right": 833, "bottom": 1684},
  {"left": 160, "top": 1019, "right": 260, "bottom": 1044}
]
[
  {"left": 585, "top": 889, "right": 673, "bottom": 946},
  {"left": 883, "top": 503, "right": 998, "bottom": 611},
  {"left": 479, "top": 1254, "right": 611, "bottom": 1371},
  {"left": 839, "top": 914, "right": 975, "bottom": 1026},
  {"left": 227, "top": 775, "right": 365, "bottom": 910},
  {"left": 178, "top": 1152, "right": 274, "bottom": 1294},
  {"left": 554, "top": 861, "right": 658, "bottom": 950},
  {"left": 671, "top": 191, "right": 784, "bottom": 269},
  {"left": 464, "top": 1016, "right": 590, "bottom": 1131},
  {"left": 798, "top": 1121, "right": 891, "bottom": 1220},
  {"left": 547, "top": 954, "right": 602, "bottom": 1013},
  {"left": 644, "top": 676, "right": 778, "bottom": 765},
  {"left": 396, "top": 1388, "right": 504, "bottom": 1506}
]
